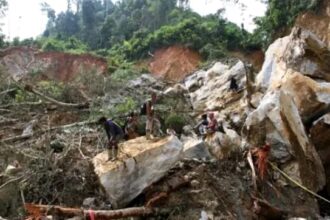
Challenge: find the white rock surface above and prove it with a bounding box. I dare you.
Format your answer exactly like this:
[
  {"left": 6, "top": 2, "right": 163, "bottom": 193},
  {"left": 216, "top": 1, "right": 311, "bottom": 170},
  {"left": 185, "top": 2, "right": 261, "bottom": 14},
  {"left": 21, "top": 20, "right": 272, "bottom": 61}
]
[
  {"left": 92, "top": 136, "right": 183, "bottom": 208},
  {"left": 244, "top": 90, "right": 325, "bottom": 191},
  {"left": 181, "top": 137, "right": 212, "bottom": 160},
  {"left": 186, "top": 61, "right": 246, "bottom": 112}
]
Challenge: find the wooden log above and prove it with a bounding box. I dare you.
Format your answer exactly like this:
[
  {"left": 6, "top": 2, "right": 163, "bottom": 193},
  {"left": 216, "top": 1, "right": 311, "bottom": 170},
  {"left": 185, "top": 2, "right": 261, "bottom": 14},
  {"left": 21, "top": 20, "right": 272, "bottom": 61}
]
[
  {"left": 25, "top": 204, "right": 170, "bottom": 219},
  {"left": 24, "top": 84, "right": 89, "bottom": 109},
  {"left": 0, "top": 88, "right": 16, "bottom": 96}
]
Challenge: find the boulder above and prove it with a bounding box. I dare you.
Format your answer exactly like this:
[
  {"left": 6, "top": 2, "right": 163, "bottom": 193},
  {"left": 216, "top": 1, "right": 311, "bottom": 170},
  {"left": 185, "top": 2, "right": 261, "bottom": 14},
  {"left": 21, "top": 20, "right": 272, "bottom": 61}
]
[
  {"left": 281, "top": 72, "right": 330, "bottom": 123},
  {"left": 188, "top": 61, "right": 246, "bottom": 112},
  {"left": 181, "top": 137, "right": 212, "bottom": 160},
  {"left": 249, "top": 27, "right": 330, "bottom": 192},
  {"left": 310, "top": 113, "right": 330, "bottom": 165},
  {"left": 184, "top": 70, "right": 206, "bottom": 92},
  {"left": 205, "top": 132, "right": 237, "bottom": 160},
  {"left": 92, "top": 136, "right": 183, "bottom": 208},
  {"left": 310, "top": 113, "right": 330, "bottom": 194},
  {"left": 244, "top": 90, "right": 325, "bottom": 192}
]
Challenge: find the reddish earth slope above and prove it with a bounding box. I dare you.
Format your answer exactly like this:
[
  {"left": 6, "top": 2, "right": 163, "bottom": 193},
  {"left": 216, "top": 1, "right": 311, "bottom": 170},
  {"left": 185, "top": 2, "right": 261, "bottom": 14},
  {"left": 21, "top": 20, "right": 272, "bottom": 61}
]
[
  {"left": 149, "top": 46, "right": 201, "bottom": 82},
  {"left": 0, "top": 47, "right": 107, "bottom": 81}
]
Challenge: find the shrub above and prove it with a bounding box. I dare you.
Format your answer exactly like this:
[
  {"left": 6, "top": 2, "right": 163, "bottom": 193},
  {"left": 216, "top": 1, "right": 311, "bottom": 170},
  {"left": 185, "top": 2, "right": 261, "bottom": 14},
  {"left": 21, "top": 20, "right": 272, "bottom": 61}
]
[
  {"left": 165, "top": 114, "right": 186, "bottom": 134},
  {"left": 42, "top": 38, "right": 65, "bottom": 52}
]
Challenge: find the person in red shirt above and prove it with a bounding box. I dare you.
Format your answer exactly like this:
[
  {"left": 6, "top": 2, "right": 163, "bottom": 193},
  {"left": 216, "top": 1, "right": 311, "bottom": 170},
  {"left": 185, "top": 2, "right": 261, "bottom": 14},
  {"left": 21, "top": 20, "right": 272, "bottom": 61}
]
[{"left": 207, "top": 112, "right": 218, "bottom": 134}]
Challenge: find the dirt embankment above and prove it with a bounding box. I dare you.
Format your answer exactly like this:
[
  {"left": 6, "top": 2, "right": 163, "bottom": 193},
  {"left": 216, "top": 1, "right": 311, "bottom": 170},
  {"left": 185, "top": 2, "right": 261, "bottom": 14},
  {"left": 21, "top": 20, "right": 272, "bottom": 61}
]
[
  {"left": 0, "top": 47, "right": 107, "bottom": 82},
  {"left": 148, "top": 45, "right": 201, "bottom": 82},
  {"left": 230, "top": 50, "right": 265, "bottom": 72}
]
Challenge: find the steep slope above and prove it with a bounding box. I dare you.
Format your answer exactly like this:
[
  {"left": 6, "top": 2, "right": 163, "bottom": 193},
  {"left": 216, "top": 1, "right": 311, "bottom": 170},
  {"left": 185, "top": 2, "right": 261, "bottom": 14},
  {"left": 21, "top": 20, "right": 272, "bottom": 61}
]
[
  {"left": 0, "top": 47, "right": 107, "bottom": 81},
  {"left": 148, "top": 45, "right": 201, "bottom": 82}
]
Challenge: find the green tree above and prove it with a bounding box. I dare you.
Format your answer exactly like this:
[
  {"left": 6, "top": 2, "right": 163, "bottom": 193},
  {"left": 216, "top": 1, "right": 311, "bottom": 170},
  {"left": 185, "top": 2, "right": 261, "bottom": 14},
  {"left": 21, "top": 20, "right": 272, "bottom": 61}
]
[{"left": 55, "top": 11, "right": 80, "bottom": 38}]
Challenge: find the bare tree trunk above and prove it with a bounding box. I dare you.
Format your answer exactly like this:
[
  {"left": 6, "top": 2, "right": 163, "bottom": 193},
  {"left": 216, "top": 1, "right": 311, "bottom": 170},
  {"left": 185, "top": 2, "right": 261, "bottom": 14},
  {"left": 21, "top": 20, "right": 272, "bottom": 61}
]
[
  {"left": 243, "top": 62, "right": 256, "bottom": 110},
  {"left": 23, "top": 84, "right": 89, "bottom": 108},
  {"left": 25, "top": 204, "right": 171, "bottom": 219}
]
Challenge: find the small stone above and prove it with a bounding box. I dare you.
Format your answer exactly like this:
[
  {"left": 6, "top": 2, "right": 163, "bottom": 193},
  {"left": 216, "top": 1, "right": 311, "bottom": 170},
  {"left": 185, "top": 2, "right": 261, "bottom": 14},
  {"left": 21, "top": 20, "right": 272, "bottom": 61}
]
[
  {"left": 190, "top": 180, "right": 200, "bottom": 188},
  {"left": 82, "top": 197, "right": 97, "bottom": 208}
]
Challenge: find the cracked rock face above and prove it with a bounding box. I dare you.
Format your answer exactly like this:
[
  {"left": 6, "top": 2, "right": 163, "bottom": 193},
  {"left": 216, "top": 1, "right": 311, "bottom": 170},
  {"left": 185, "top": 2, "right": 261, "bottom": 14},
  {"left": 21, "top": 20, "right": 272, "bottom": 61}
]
[{"left": 245, "top": 27, "right": 330, "bottom": 193}]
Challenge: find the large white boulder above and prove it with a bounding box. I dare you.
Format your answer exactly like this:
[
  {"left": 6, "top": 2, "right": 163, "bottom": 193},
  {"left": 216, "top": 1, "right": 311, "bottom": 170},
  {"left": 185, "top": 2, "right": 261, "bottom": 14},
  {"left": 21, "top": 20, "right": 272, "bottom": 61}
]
[
  {"left": 244, "top": 90, "right": 325, "bottom": 191},
  {"left": 181, "top": 137, "right": 212, "bottom": 160},
  {"left": 92, "top": 136, "right": 183, "bottom": 208},
  {"left": 188, "top": 61, "right": 246, "bottom": 112}
]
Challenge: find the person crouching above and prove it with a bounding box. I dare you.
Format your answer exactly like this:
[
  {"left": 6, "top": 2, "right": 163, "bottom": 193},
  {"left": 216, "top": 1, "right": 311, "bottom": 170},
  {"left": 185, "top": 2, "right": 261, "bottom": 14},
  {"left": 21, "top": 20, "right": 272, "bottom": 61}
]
[{"left": 98, "top": 117, "right": 124, "bottom": 161}]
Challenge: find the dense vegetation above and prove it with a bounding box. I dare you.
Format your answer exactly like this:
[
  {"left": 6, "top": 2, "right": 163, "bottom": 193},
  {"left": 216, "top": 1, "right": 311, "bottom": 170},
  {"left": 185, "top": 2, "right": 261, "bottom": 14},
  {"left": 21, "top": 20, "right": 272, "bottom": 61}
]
[{"left": 1, "top": 0, "right": 323, "bottom": 62}]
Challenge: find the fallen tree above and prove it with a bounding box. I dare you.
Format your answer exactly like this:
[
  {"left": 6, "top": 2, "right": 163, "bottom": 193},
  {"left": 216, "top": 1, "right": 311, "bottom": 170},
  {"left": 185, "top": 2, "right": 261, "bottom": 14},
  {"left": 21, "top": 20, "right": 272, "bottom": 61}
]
[
  {"left": 25, "top": 204, "right": 171, "bottom": 219},
  {"left": 23, "top": 84, "right": 89, "bottom": 109}
]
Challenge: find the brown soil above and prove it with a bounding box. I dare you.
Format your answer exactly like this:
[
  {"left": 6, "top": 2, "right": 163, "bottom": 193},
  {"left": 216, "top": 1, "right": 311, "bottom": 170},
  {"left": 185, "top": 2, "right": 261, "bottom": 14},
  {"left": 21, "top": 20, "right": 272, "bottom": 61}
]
[
  {"left": 230, "top": 50, "right": 265, "bottom": 72},
  {"left": 0, "top": 46, "right": 107, "bottom": 82},
  {"left": 296, "top": 0, "right": 330, "bottom": 48},
  {"left": 149, "top": 45, "right": 201, "bottom": 82}
]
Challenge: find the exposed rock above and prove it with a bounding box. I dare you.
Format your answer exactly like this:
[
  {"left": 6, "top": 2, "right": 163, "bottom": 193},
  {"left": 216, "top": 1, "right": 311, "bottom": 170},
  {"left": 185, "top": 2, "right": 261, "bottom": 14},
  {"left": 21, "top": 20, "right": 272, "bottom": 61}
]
[
  {"left": 82, "top": 197, "right": 98, "bottom": 209},
  {"left": 181, "top": 137, "right": 212, "bottom": 160},
  {"left": 205, "top": 62, "right": 229, "bottom": 80},
  {"left": 0, "top": 176, "right": 20, "bottom": 217},
  {"left": 92, "top": 136, "right": 183, "bottom": 208},
  {"left": 310, "top": 113, "right": 330, "bottom": 194},
  {"left": 184, "top": 70, "right": 206, "bottom": 92},
  {"left": 22, "top": 119, "right": 37, "bottom": 137},
  {"left": 190, "top": 180, "right": 200, "bottom": 188},
  {"left": 186, "top": 61, "right": 246, "bottom": 113},
  {"left": 0, "top": 47, "right": 107, "bottom": 81},
  {"left": 149, "top": 46, "right": 201, "bottom": 82},
  {"left": 244, "top": 90, "right": 325, "bottom": 192},
  {"left": 250, "top": 26, "right": 330, "bottom": 193},
  {"left": 296, "top": 0, "right": 330, "bottom": 49},
  {"left": 310, "top": 113, "right": 330, "bottom": 164},
  {"left": 205, "top": 132, "right": 238, "bottom": 160}
]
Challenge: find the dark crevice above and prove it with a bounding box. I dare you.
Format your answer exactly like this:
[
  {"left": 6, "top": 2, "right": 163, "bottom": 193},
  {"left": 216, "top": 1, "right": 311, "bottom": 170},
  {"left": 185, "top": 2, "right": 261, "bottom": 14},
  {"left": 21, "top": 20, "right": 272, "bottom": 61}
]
[{"left": 318, "top": 187, "right": 330, "bottom": 216}]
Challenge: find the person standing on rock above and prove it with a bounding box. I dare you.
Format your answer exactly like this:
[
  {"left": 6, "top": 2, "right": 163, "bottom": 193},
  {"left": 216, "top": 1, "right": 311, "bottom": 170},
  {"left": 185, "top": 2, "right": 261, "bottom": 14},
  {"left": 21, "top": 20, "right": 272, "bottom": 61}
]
[
  {"left": 98, "top": 117, "right": 124, "bottom": 160},
  {"left": 125, "top": 111, "right": 139, "bottom": 140},
  {"left": 145, "top": 92, "right": 157, "bottom": 139},
  {"left": 194, "top": 114, "right": 208, "bottom": 139},
  {"left": 229, "top": 76, "right": 239, "bottom": 92}
]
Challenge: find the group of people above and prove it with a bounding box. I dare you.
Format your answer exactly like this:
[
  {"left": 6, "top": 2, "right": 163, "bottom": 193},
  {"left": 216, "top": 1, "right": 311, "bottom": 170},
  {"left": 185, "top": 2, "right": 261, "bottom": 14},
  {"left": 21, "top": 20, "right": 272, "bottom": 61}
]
[
  {"left": 194, "top": 112, "right": 219, "bottom": 140},
  {"left": 98, "top": 92, "right": 161, "bottom": 161},
  {"left": 99, "top": 90, "right": 224, "bottom": 161}
]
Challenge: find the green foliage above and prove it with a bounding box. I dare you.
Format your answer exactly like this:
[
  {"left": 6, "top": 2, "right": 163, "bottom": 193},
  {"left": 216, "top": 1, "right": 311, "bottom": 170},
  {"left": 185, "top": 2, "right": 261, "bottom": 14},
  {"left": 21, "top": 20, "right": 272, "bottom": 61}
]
[
  {"left": 111, "top": 68, "right": 141, "bottom": 83},
  {"left": 165, "top": 114, "right": 186, "bottom": 134},
  {"left": 41, "top": 38, "right": 65, "bottom": 52},
  {"left": 111, "top": 15, "right": 249, "bottom": 60},
  {"left": 252, "top": 0, "right": 321, "bottom": 48},
  {"left": 39, "top": 37, "right": 88, "bottom": 53},
  {"left": 37, "top": 81, "right": 64, "bottom": 99},
  {"left": 114, "top": 97, "right": 137, "bottom": 116},
  {"left": 15, "top": 89, "right": 36, "bottom": 103},
  {"left": 36, "top": 0, "right": 321, "bottom": 63}
]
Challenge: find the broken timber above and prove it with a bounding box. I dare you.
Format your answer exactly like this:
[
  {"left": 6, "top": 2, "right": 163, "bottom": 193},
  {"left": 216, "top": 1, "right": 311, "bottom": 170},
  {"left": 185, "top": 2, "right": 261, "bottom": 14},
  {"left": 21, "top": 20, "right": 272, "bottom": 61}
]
[{"left": 25, "top": 204, "right": 171, "bottom": 219}]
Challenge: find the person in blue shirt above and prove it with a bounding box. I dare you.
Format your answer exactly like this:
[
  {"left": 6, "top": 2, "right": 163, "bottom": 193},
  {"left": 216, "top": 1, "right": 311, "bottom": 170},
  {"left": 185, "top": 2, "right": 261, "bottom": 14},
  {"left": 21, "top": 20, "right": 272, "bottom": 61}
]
[{"left": 98, "top": 117, "right": 124, "bottom": 160}]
